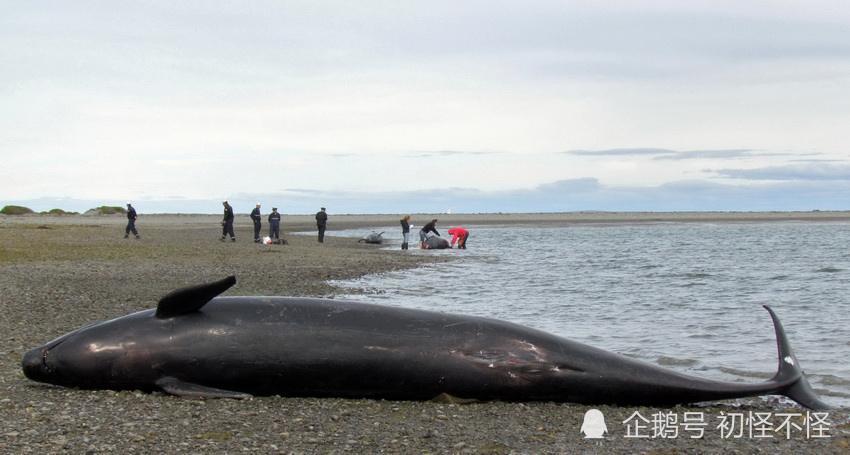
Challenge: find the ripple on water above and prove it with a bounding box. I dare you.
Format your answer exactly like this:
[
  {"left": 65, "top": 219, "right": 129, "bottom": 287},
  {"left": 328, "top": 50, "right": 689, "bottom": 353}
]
[
  {"left": 717, "top": 366, "right": 772, "bottom": 380},
  {"left": 683, "top": 272, "right": 713, "bottom": 279},
  {"left": 656, "top": 356, "right": 699, "bottom": 367},
  {"left": 810, "top": 374, "right": 850, "bottom": 387}
]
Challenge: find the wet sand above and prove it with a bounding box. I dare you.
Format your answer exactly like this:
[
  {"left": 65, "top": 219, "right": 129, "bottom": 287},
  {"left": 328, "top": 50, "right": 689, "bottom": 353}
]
[
  {"left": 1, "top": 213, "right": 848, "bottom": 453},
  {"left": 5, "top": 210, "right": 850, "bottom": 228}
]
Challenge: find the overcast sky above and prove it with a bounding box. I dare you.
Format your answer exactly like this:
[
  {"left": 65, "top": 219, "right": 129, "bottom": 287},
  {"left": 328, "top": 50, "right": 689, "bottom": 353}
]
[{"left": 2, "top": 1, "right": 849, "bottom": 213}]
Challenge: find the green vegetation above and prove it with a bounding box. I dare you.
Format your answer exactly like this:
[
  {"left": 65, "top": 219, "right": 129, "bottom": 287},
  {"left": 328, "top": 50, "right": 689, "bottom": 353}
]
[
  {"left": 0, "top": 205, "right": 34, "bottom": 215},
  {"left": 41, "top": 208, "right": 78, "bottom": 215},
  {"left": 86, "top": 206, "right": 127, "bottom": 215}
]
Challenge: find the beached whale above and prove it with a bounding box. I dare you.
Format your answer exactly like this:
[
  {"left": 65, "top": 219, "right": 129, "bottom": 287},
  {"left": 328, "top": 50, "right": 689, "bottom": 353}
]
[
  {"left": 21, "top": 276, "right": 831, "bottom": 409},
  {"left": 358, "top": 232, "right": 384, "bottom": 244},
  {"left": 424, "top": 236, "right": 449, "bottom": 249}
]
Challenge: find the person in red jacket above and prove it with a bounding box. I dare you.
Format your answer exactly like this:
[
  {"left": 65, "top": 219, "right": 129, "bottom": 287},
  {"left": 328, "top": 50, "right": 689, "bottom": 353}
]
[{"left": 447, "top": 226, "right": 469, "bottom": 249}]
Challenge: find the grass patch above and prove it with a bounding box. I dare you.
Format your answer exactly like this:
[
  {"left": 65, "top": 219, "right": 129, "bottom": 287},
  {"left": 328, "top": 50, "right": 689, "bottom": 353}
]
[
  {"left": 1, "top": 205, "right": 34, "bottom": 215},
  {"left": 42, "top": 208, "right": 78, "bottom": 215},
  {"left": 86, "top": 206, "right": 127, "bottom": 215}
]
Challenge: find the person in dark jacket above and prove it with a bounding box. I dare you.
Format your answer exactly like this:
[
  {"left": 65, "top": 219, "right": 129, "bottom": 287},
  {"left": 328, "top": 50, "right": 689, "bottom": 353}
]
[
  {"left": 124, "top": 203, "right": 139, "bottom": 239},
  {"left": 220, "top": 201, "right": 236, "bottom": 242},
  {"left": 250, "top": 203, "right": 262, "bottom": 243},
  {"left": 315, "top": 207, "right": 328, "bottom": 243},
  {"left": 400, "top": 215, "right": 411, "bottom": 250},
  {"left": 268, "top": 207, "right": 281, "bottom": 240},
  {"left": 419, "top": 218, "right": 439, "bottom": 248}
]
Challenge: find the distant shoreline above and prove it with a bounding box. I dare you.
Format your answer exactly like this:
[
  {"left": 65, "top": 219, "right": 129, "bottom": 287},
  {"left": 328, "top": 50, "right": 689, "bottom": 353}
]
[{"left": 3, "top": 210, "right": 850, "bottom": 230}]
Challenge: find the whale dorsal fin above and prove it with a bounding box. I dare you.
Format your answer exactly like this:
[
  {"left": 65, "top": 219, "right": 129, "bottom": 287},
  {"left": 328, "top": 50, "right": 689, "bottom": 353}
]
[{"left": 155, "top": 276, "right": 236, "bottom": 318}]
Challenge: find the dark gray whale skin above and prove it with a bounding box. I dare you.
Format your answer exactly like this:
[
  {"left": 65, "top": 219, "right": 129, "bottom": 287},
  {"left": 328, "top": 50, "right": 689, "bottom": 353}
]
[
  {"left": 424, "top": 236, "right": 449, "bottom": 249},
  {"left": 357, "top": 232, "right": 384, "bottom": 244},
  {"left": 22, "top": 277, "right": 831, "bottom": 409}
]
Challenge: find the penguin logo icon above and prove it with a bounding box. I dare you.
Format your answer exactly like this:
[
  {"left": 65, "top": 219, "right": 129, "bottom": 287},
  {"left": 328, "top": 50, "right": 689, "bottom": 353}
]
[{"left": 580, "top": 409, "right": 608, "bottom": 439}]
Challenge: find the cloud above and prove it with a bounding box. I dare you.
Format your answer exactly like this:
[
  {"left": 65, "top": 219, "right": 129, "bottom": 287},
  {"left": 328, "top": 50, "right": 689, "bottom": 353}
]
[
  {"left": 10, "top": 177, "right": 849, "bottom": 214},
  {"left": 653, "top": 149, "right": 766, "bottom": 160},
  {"left": 567, "top": 148, "right": 813, "bottom": 161},
  {"left": 536, "top": 178, "right": 602, "bottom": 193},
  {"left": 404, "top": 150, "right": 503, "bottom": 158},
  {"left": 788, "top": 158, "right": 847, "bottom": 163},
  {"left": 566, "top": 148, "right": 759, "bottom": 159},
  {"left": 713, "top": 163, "right": 850, "bottom": 181},
  {"left": 566, "top": 148, "right": 677, "bottom": 157}
]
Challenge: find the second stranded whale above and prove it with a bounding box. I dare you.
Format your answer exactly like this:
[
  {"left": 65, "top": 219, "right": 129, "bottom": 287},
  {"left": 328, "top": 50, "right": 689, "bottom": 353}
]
[{"left": 21, "top": 276, "right": 831, "bottom": 409}]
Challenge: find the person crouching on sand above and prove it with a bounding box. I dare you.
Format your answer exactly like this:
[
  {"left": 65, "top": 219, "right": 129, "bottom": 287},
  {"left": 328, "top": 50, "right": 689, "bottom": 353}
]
[
  {"left": 419, "top": 219, "right": 439, "bottom": 249},
  {"left": 448, "top": 226, "right": 469, "bottom": 249}
]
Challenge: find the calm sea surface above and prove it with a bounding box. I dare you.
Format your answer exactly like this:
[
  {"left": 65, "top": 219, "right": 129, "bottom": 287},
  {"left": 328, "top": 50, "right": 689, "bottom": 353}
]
[{"left": 326, "top": 222, "right": 850, "bottom": 409}]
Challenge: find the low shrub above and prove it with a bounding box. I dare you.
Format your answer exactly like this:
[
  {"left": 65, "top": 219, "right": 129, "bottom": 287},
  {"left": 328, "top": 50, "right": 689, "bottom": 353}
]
[
  {"left": 86, "top": 206, "right": 127, "bottom": 215},
  {"left": 45, "top": 208, "right": 78, "bottom": 215},
  {"left": 0, "top": 205, "right": 34, "bottom": 215}
]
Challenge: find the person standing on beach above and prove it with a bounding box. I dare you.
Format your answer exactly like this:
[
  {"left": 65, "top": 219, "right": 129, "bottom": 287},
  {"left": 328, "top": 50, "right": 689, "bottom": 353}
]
[
  {"left": 315, "top": 207, "right": 328, "bottom": 243},
  {"left": 250, "top": 203, "right": 262, "bottom": 243},
  {"left": 268, "top": 207, "right": 281, "bottom": 241},
  {"left": 448, "top": 226, "right": 469, "bottom": 249},
  {"left": 400, "top": 215, "right": 411, "bottom": 250},
  {"left": 124, "top": 203, "right": 139, "bottom": 239},
  {"left": 419, "top": 219, "right": 439, "bottom": 248},
  {"left": 221, "top": 201, "right": 236, "bottom": 242}
]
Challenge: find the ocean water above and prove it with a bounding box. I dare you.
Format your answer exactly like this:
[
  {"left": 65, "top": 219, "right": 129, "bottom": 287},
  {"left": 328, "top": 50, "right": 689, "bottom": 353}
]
[{"left": 329, "top": 222, "right": 850, "bottom": 409}]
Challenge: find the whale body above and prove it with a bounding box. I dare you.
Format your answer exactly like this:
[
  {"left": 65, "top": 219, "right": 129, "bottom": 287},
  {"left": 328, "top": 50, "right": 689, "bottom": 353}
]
[
  {"left": 21, "top": 276, "right": 831, "bottom": 408},
  {"left": 357, "top": 232, "right": 384, "bottom": 244},
  {"left": 424, "top": 236, "right": 449, "bottom": 249}
]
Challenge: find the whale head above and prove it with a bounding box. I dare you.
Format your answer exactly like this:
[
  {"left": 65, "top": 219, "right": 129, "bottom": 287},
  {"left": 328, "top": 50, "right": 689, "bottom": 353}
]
[
  {"left": 22, "top": 311, "right": 160, "bottom": 390},
  {"left": 23, "top": 276, "right": 237, "bottom": 390}
]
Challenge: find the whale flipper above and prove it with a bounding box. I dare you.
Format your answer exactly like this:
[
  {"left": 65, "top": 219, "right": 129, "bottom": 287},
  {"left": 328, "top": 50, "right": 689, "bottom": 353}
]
[
  {"left": 155, "top": 276, "right": 236, "bottom": 318},
  {"left": 155, "top": 376, "right": 252, "bottom": 399}
]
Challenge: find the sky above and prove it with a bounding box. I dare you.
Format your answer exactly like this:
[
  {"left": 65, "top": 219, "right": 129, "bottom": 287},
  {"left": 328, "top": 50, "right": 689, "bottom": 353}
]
[{"left": 2, "top": 1, "right": 850, "bottom": 213}]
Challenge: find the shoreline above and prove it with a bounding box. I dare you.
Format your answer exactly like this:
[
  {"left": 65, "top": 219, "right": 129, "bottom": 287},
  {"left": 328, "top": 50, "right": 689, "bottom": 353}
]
[
  {"left": 1, "top": 218, "right": 848, "bottom": 452},
  {"left": 3, "top": 210, "right": 850, "bottom": 231}
]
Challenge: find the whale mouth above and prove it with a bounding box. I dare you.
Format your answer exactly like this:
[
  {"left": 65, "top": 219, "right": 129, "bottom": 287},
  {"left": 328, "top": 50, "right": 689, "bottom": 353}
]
[
  {"left": 22, "top": 347, "right": 47, "bottom": 380},
  {"left": 22, "top": 320, "right": 107, "bottom": 384},
  {"left": 40, "top": 334, "right": 71, "bottom": 375},
  {"left": 41, "top": 347, "right": 54, "bottom": 374},
  {"left": 22, "top": 336, "right": 69, "bottom": 381}
]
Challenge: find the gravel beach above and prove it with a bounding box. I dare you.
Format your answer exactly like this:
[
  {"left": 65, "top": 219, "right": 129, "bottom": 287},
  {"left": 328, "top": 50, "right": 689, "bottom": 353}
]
[{"left": 1, "top": 213, "right": 848, "bottom": 453}]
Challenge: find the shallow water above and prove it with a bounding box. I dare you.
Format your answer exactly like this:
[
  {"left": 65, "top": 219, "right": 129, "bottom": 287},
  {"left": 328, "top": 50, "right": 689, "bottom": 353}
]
[{"left": 330, "top": 222, "right": 850, "bottom": 408}]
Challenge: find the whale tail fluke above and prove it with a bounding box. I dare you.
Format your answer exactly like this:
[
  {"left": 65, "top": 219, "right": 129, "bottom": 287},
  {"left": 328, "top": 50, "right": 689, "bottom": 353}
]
[{"left": 764, "top": 305, "right": 832, "bottom": 410}]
